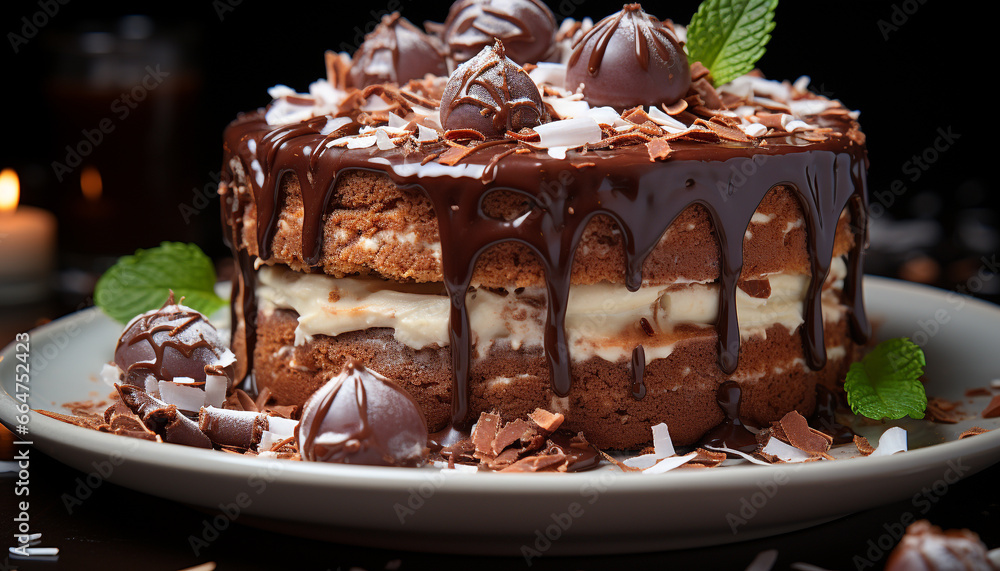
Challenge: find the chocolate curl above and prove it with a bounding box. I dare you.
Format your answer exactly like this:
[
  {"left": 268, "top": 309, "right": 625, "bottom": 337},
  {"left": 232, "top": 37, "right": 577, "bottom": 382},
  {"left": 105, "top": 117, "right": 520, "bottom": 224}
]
[
  {"left": 199, "top": 407, "right": 267, "bottom": 450},
  {"left": 116, "top": 384, "right": 212, "bottom": 449}
]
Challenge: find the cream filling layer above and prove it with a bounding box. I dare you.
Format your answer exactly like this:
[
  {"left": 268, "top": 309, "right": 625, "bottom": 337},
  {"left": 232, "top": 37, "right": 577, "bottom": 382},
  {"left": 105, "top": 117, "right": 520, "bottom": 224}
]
[{"left": 256, "top": 258, "right": 847, "bottom": 363}]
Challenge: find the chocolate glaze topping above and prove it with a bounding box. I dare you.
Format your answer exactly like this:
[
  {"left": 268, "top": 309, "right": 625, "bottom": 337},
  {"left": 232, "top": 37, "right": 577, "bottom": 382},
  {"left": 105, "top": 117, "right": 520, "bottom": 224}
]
[
  {"left": 222, "top": 84, "right": 869, "bottom": 432},
  {"left": 439, "top": 41, "right": 543, "bottom": 138},
  {"left": 349, "top": 12, "right": 448, "bottom": 88},
  {"left": 566, "top": 4, "right": 691, "bottom": 109},
  {"left": 296, "top": 359, "right": 428, "bottom": 466},
  {"left": 443, "top": 0, "right": 557, "bottom": 65}
]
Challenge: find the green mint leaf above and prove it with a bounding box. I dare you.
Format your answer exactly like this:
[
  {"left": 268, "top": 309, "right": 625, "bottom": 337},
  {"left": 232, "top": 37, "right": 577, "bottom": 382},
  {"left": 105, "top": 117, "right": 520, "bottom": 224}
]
[
  {"left": 95, "top": 242, "right": 226, "bottom": 323},
  {"left": 844, "top": 338, "right": 927, "bottom": 421},
  {"left": 686, "top": 0, "right": 779, "bottom": 87}
]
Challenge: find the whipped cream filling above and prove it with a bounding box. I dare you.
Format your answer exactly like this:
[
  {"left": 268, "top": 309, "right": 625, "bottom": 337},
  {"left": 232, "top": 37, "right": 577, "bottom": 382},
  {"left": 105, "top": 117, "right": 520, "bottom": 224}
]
[{"left": 256, "top": 257, "right": 847, "bottom": 364}]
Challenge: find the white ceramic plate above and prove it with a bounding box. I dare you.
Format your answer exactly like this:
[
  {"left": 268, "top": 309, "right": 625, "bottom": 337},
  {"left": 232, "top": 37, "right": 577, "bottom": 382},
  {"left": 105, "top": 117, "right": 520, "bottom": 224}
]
[{"left": 3, "top": 277, "right": 1000, "bottom": 555}]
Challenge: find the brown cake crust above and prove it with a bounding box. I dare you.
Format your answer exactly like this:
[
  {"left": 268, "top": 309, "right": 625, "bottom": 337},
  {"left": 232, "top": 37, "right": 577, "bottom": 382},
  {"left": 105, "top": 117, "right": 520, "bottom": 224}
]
[
  {"left": 254, "top": 307, "right": 857, "bottom": 449},
  {"left": 226, "top": 165, "right": 855, "bottom": 288}
]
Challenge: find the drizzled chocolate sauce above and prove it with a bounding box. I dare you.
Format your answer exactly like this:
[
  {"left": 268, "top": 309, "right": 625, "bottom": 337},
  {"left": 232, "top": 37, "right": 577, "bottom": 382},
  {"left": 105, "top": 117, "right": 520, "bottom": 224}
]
[
  {"left": 630, "top": 345, "right": 646, "bottom": 400},
  {"left": 699, "top": 380, "right": 757, "bottom": 453},
  {"left": 221, "top": 107, "right": 870, "bottom": 431}
]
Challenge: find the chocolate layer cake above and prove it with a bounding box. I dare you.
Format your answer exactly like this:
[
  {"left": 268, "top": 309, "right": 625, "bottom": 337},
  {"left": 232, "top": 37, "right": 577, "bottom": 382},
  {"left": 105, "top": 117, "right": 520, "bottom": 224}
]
[{"left": 219, "top": 3, "right": 870, "bottom": 449}]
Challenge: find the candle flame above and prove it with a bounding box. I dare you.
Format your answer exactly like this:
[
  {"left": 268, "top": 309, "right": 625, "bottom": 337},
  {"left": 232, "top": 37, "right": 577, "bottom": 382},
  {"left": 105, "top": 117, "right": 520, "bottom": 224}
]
[
  {"left": 0, "top": 168, "right": 19, "bottom": 213},
  {"left": 81, "top": 165, "right": 102, "bottom": 202}
]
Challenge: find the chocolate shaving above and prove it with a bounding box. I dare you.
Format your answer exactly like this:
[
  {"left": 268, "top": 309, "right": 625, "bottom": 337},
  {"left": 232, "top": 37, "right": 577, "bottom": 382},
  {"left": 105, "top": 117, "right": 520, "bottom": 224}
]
[
  {"left": 959, "top": 427, "right": 989, "bottom": 439},
  {"left": 528, "top": 408, "right": 564, "bottom": 434},
  {"left": 438, "top": 143, "right": 478, "bottom": 165},
  {"left": 854, "top": 435, "right": 875, "bottom": 456},
  {"left": 926, "top": 397, "right": 960, "bottom": 423},
  {"left": 324, "top": 50, "right": 352, "bottom": 91},
  {"left": 492, "top": 418, "right": 535, "bottom": 455},
  {"left": 778, "top": 411, "right": 832, "bottom": 455},
  {"left": 646, "top": 138, "right": 674, "bottom": 161},
  {"left": 965, "top": 387, "right": 992, "bottom": 397},
  {"left": 738, "top": 278, "right": 771, "bottom": 298},
  {"left": 696, "top": 118, "right": 749, "bottom": 143},
  {"left": 500, "top": 451, "right": 567, "bottom": 473},
  {"left": 253, "top": 386, "right": 272, "bottom": 411},
  {"left": 689, "top": 62, "right": 711, "bottom": 82},
  {"left": 472, "top": 412, "right": 502, "bottom": 456},
  {"left": 690, "top": 78, "right": 725, "bottom": 110},
  {"left": 685, "top": 447, "right": 728, "bottom": 468},
  {"left": 662, "top": 98, "right": 688, "bottom": 116},
  {"left": 981, "top": 395, "right": 1000, "bottom": 419}
]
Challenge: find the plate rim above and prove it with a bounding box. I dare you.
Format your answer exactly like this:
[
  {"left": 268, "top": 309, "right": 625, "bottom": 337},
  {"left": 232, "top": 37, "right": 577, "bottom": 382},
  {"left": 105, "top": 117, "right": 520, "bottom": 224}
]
[{"left": 3, "top": 274, "right": 1000, "bottom": 495}]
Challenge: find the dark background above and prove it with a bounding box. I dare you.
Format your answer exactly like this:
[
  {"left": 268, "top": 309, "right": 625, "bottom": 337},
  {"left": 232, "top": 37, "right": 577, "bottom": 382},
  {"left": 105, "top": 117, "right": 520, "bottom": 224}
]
[
  {"left": 1, "top": 1, "right": 999, "bottom": 569},
  {"left": 0, "top": 0, "right": 997, "bottom": 300}
]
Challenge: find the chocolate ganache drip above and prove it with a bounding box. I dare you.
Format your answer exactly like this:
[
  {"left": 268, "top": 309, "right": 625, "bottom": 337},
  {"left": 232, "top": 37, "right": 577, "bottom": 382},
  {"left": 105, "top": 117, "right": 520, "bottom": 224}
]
[{"left": 222, "top": 101, "right": 870, "bottom": 432}]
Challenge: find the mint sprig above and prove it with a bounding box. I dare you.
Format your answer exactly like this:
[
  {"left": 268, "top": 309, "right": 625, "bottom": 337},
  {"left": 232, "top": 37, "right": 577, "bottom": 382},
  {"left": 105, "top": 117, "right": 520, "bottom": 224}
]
[
  {"left": 844, "top": 338, "right": 927, "bottom": 421},
  {"left": 95, "top": 242, "right": 226, "bottom": 323},
  {"left": 686, "top": 0, "right": 779, "bottom": 87}
]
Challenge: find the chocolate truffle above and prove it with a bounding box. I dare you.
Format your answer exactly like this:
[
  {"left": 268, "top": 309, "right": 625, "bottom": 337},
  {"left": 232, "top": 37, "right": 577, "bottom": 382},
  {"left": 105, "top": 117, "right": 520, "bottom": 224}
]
[
  {"left": 296, "top": 360, "right": 428, "bottom": 467},
  {"left": 114, "top": 293, "right": 235, "bottom": 390},
  {"left": 349, "top": 12, "right": 449, "bottom": 87},
  {"left": 566, "top": 4, "right": 691, "bottom": 110},
  {"left": 439, "top": 40, "right": 543, "bottom": 138},
  {"left": 443, "top": 0, "right": 557, "bottom": 65}
]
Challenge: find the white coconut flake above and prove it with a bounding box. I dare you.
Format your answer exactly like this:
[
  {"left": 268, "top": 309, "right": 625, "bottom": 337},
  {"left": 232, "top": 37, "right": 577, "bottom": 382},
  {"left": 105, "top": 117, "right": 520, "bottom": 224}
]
[
  {"left": 376, "top": 129, "right": 395, "bottom": 150},
  {"left": 216, "top": 347, "right": 237, "bottom": 368},
  {"left": 704, "top": 445, "right": 772, "bottom": 466},
  {"left": 745, "top": 549, "right": 779, "bottom": 571},
  {"left": 172, "top": 376, "right": 199, "bottom": 385},
  {"left": 529, "top": 62, "right": 566, "bottom": 89},
  {"left": 742, "top": 123, "right": 767, "bottom": 137},
  {"left": 790, "top": 563, "right": 835, "bottom": 571},
  {"left": 583, "top": 106, "right": 628, "bottom": 127},
  {"left": 388, "top": 112, "right": 408, "bottom": 129},
  {"left": 144, "top": 376, "right": 159, "bottom": 396},
  {"left": 266, "top": 416, "right": 299, "bottom": 439},
  {"left": 647, "top": 106, "right": 687, "bottom": 130},
  {"left": 783, "top": 119, "right": 813, "bottom": 133},
  {"left": 624, "top": 423, "right": 677, "bottom": 469},
  {"left": 258, "top": 431, "right": 284, "bottom": 452},
  {"left": 761, "top": 438, "right": 813, "bottom": 463},
  {"left": 546, "top": 146, "right": 569, "bottom": 159},
  {"left": 158, "top": 381, "right": 206, "bottom": 412},
  {"left": 789, "top": 99, "right": 832, "bottom": 116},
  {"left": 642, "top": 452, "right": 697, "bottom": 474},
  {"left": 204, "top": 375, "right": 227, "bottom": 408},
  {"left": 417, "top": 123, "right": 438, "bottom": 142},
  {"left": 362, "top": 94, "right": 393, "bottom": 112},
  {"left": 869, "top": 427, "right": 908, "bottom": 457},
  {"left": 320, "top": 116, "right": 352, "bottom": 136},
  {"left": 533, "top": 117, "right": 602, "bottom": 149},
  {"left": 100, "top": 363, "right": 122, "bottom": 387},
  {"left": 266, "top": 84, "right": 297, "bottom": 99},
  {"left": 793, "top": 75, "right": 811, "bottom": 92},
  {"left": 544, "top": 96, "right": 591, "bottom": 120},
  {"left": 346, "top": 135, "right": 377, "bottom": 149}
]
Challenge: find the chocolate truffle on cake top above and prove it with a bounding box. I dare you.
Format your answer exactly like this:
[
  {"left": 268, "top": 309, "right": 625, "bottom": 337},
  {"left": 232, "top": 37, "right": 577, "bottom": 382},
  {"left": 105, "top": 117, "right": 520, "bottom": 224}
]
[
  {"left": 443, "top": 0, "right": 557, "bottom": 65},
  {"left": 349, "top": 12, "right": 448, "bottom": 88}
]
